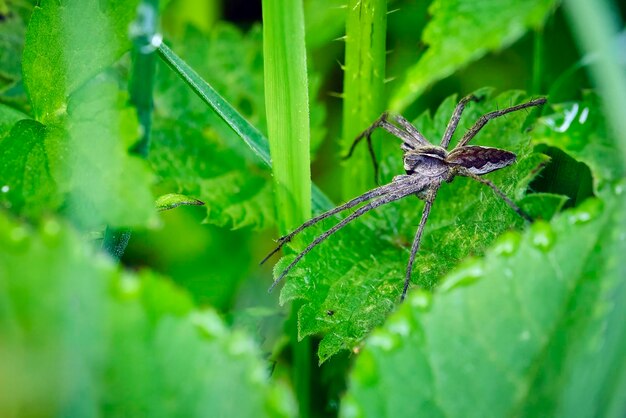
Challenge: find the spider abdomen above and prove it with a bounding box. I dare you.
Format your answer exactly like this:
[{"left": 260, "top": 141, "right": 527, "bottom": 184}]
[{"left": 446, "top": 145, "right": 516, "bottom": 175}]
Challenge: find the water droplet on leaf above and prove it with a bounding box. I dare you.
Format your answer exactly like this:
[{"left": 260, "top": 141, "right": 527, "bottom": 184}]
[
  {"left": 439, "top": 259, "right": 484, "bottom": 292},
  {"left": 530, "top": 221, "right": 554, "bottom": 251},
  {"left": 493, "top": 231, "right": 520, "bottom": 256}
]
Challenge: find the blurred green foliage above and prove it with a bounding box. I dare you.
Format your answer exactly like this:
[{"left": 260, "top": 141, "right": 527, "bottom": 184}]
[{"left": 0, "top": 0, "right": 624, "bottom": 417}]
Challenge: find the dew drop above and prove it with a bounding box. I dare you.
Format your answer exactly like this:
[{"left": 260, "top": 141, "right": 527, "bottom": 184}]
[
  {"left": 530, "top": 222, "right": 555, "bottom": 251},
  {"left": 42, "top": 219, "right": 61, "bottom": 237},
  {"left": 439, "top": 259, "right": 484, "bottom": 292},
  {"left": 567, "top": 199, "right": 602, "bottom": 225},
  {"left": 1, "top": 185, "right": 9, "bottom": 193},
  {"left": 10, "top": 226, "right": 27, "bottom": 243},
  {"left": 408, "top": 289, "right": 432, "bottom": 310},
  {"left": 118, "top": 276, "right": 140, "bottom": 296},
  {"left": 387, "top": 317, "right": 411, "bottom": 337},
  {"left": 493, "top": 231, "right": 521, "bottom": 256},
  {"left": 340, "top": 394, "right": 363, "bottom": 418},
  {"left": 368, "top": 329, "right": 399, "bottom": 352}
]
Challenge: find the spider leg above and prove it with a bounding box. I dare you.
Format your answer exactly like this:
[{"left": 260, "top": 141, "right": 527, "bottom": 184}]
[
  {"left": 344, "top": 112, "right": 426, "bottom": 184},
  {"left": 392, "top": 115, "right": 429, "bottom": 146},
  {"left": 456, "top": 98, "right": 547, "bottom": 148},
  {"left": 440, "top": 94, "right": 481, "bottom": 149},
  {"left": 269, "top": 180, "right": 428, "bottom": 292},
  {"left": 260, "top": 175, "right": 419, "bottom": 265},
  {"left": 402, "top": 185, "right": 439, "bottom": 300},
  {"left": 462, "top": 170, "right": 532, "bottom": 222}
]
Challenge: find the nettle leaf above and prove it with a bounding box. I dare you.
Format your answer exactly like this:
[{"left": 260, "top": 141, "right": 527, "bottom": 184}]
[
  {"left": 0, "top": 7, "right": 25, "bottom": 85},
  {"left": 153, "top": 24, "right": 327, "bottom": 230},
  {"left": 22, "top": 0, "right": 139, "bottom": 122},
  {"left": 0, "top": 103, "right": 28, "bottom": 135},
  {"left": 0, "top": 213, "right": 294, "bottom": 417},
  {"left": 534, "top": 93, "right": 626, "bottom": 192},
  {"left": 275, "top": 90, "right": 552, "bottom": 362},
  {"left": 0, "top": 79, "right": 156, "bottom": 229},
  {"left": 389, "top": 0, "right": 558, "bottom": 111},
  {"left": 341, "top": 191, "right": 626, "bottom": 418}
]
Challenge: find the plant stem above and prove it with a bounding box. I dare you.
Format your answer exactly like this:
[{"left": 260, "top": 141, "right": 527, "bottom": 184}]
[
  {"left": 341, "top": 0, "right": 387, "bottom": 199},
  {"left": 564, "top": 0, "right": 626, "bottom": 162},
  {"left": 531, "top": 27, "right": 545, "bottom": 95},
  {"left": 262, "top": 0, "right": 312, "bottom": 416},
  {"left": 102, "top": 0, "right": 159, "bottom": 259}
]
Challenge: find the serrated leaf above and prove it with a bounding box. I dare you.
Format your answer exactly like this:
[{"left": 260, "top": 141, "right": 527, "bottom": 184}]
[
  {"left": 155, "top": 193, "right": 204, "bottom": 211},
  {"left": 534, "top": 93, "right": 626, "bottom": 192},
  {"left": 0, "top": 79, "right": 156, "bottom": 229},
  {"left": 274, "top": 91, "right": 553, "bottom": 362},
  {"left": 153, "top": 24, "right": 329, "bottom": 229},
  {"left": 0, "top": 119, "right": 63, "bottom": 216},
  {"left": 0, "top": 213, "right": 294, "bottom": 417},
  {"left": 0, "top": 8, "right": 25, "bottom": 83},
  {"left": 389, "top": 0, "right": 558, "bottom": 111},
  {"left": 22, "top": 0, "right": 139, "bottom": 122},
  {"left": 0, "top": 103, "right": 28, "bottom": 135},
  {"left": 340, "top": 191, "right": 626, "bottom": 418}
]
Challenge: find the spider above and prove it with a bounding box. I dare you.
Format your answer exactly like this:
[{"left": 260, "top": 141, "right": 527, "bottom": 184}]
[{"left": 262, "top": 94, "right": 547, "bottom": 301}]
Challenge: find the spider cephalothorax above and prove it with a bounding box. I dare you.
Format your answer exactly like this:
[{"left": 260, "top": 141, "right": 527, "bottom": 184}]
[{"left": 262, "top": 94, "right": 546, "bottom": 300}]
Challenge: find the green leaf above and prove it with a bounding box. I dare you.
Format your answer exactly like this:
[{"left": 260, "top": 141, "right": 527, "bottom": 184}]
[
  {"left": 0, "top": 103, "right": 28, "bottom": 135},
  {"left": 0, "top": 8, "right": 25, "bottom": 84},
  {"left": 0, "top": 213, "right": 295, "bottom": 417},
  {"left": 0, "top": 119, "right": 63, "bottom": 216},
  {"left": 340, "top": 191, "right": 626, "bottom": 418},
  {"left": 274, "top": 91, "right": 552, "bottom": 362},
  {"left": 153, "top": 25, "right": 332, "bottom": 229},
  {"left": 22, "top": 0, "right": 139, "bottom": 122},
  {"left": 156, "top": 193, "right": 204, "bottom": 211},
  {"left": 534, "top": 93, "right": 626, "bottom": 192},
  {"left": 389, "top": 0, "right": 558, "bottom": 111},
  {"left": 0, "top": 79, "right": 156, "bottom": 229}
]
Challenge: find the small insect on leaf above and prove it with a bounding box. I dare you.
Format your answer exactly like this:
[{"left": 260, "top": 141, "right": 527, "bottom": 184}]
[{"left": 262, "top": 95, "right": 547, "bottom": 301}]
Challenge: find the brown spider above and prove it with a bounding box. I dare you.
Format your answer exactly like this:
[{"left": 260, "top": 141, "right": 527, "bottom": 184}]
[{"left": 262, "top": 94, "right": 546, "bottom": 300}]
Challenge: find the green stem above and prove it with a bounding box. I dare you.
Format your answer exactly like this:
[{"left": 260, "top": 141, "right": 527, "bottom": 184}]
[
  {"left": 262, "top": 0, "right": 312, "bottom": 416},
  {"left": 531, "top": 27, "right": 545, "bottom": 95},
  {"left": 102, "top": 0, "right": 159, "bottom": 259},
  {"left": 563, "top": 0, "right": 626, "bottom": 161},
  {"left": 341, "top": 0, "right": 387, "bottom": 199}
]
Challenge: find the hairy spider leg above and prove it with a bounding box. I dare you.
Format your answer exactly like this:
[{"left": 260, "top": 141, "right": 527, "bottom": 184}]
[
  {"left": 402, "top": 185, "right": 439, "bottom": 300},
  {"left": 440, "top": 94, "right": 481, "bottom": 149},
  {"left": 260, "top": 175, "right": 420, "bottom": 265},
  {"left": 457, "top": 98, "right": 547, "bottom": 148},
  {"left": 460, "top": 169, "right": 533, "bottom": 222},
  {"left": 391, "top": 114, "right": 429, "bottom": 147},
  {"left": 344, "top": 113, "right": 427, "bottom": 184},
  {"left": 269, "top": 180, "right": 429, "bottom": 292}
]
